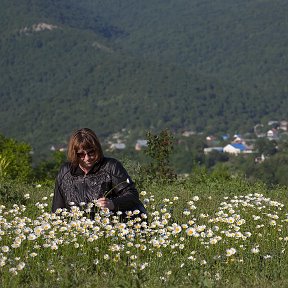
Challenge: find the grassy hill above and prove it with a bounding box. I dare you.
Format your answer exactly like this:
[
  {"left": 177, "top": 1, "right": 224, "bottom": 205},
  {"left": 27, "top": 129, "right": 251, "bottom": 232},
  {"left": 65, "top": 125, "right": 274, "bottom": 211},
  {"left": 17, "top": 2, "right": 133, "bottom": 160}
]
[{"left": 1, "top": 0, "right": 288, "bottom": 156}]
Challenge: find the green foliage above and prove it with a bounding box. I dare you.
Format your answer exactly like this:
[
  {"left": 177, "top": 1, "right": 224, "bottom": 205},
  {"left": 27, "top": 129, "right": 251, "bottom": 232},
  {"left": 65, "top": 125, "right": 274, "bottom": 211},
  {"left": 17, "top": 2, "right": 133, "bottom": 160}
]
[
  {"left": 0, "top": 154, "right": 11, "bottom": 179},
  {"left": 248, "top": 153, "right": 288, "bottom": 186},
  {"left": 171, "top": 134, "right": 207, "bottom": 174},
  {"left": 254, "top": 138, "right": 278, "bottom": 156},
  {"left": 142, "top": 129, "right": 176, "bottom": 183},
  {"left": 0, "top": 134, "right": 33, "bottom": 182},
  {"left": 1, "top": 0, "right": 288, "bottom": 161},
  {"left": 0, "top": 179, "right": 29, "bottom": 206},
  {"left": 205, "top": 150, "right": 229, "bottom": 169},
  {"left": 33, "top": 151, "right": 66, "bottom": 181}
]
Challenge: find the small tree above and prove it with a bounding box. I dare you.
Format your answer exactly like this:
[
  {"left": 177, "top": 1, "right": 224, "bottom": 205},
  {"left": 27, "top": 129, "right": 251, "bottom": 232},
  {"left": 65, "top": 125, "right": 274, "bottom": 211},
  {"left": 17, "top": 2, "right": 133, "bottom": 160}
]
[
  {"left": 143, "top": 129, "right": 176, "bottom": 182},
  {"left": 0, "top": 134, "right": 33, "bottom": 182}
]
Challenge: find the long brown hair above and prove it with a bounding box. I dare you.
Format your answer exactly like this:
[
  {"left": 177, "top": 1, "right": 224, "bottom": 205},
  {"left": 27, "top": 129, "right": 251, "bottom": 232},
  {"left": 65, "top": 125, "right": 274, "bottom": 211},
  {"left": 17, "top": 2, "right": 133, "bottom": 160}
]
[{"left": 67, "top": 128, "right": 103, "bottom": 166}]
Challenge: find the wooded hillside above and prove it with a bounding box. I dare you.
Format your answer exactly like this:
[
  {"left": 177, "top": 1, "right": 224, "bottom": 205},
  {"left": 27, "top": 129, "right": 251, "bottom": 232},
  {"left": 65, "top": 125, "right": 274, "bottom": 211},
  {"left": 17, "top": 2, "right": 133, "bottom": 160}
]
[{"left": 1, "top": 0, "right": 287, "bottom": 155}]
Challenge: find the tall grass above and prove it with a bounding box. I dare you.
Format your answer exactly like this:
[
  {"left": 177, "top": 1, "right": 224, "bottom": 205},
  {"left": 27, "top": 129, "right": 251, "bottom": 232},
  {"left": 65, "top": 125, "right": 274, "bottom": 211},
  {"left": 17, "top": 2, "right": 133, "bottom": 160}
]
[{"left": 1, "top": 174, "right": 288, "bottom": 287}]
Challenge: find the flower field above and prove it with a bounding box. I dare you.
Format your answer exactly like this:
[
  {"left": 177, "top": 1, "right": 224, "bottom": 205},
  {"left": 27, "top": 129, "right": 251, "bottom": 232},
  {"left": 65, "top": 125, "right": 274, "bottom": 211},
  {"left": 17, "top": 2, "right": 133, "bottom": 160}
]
[{"left": 1, "top": 175, "right": 288, "bottom": 287}]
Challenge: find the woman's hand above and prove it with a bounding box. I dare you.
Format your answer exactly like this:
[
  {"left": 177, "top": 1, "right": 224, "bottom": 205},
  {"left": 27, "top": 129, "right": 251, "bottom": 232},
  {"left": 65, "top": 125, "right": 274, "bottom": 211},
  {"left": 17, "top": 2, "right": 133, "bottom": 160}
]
[{"left": 96, "top": 197, "right": 115, "bottom": 210}]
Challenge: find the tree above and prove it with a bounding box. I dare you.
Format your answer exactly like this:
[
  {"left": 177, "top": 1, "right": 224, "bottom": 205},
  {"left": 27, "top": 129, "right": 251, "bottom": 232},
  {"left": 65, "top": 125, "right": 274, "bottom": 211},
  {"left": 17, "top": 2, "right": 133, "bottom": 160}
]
[
  {"left": 33, "top": 150, "right": 66, "bottom": 181},
  {"left": 0, "top": 134, "right": 33, "bottom": 182},
  {"left": 254, "top": 138, "right": 277, "bottom": 157},
  {"left": 143, "top": 129, "right": 176, "bottom": 182}
]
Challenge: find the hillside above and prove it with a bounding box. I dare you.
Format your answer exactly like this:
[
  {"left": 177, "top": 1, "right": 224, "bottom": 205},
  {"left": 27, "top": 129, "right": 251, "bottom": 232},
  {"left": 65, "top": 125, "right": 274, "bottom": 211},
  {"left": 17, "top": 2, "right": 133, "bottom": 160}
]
[{"left": 0, "top": 0, "right": 288, "bottom": 156}]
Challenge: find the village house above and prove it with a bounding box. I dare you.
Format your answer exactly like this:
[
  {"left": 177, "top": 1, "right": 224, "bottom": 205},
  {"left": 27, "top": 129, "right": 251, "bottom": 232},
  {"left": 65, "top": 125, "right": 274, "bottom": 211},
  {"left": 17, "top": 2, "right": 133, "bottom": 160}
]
[
  {"left": 135, "top": 139, "right": 148, "bottom": 151},
  {"left": 280, "top": 120, "right": 288, "bottom": 131},
  {"left": 109, "top": 143, "right": 126, "bottom": 150},
  {"left": 223, "top": 143, "right": 249, "bottom": 155},
  {"left": 182, "top": 130, "right": 196, "bottom": 137},
  {"left": 267, "top": 128, "right": 278, "bottom": 140},
  {"left": 203, "top": 147, "right": 223, "bottom": 154}
]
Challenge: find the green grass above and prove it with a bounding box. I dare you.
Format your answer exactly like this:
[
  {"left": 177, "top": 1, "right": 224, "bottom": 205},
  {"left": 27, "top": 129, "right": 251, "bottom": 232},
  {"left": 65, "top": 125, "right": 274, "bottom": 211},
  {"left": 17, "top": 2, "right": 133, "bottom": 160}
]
[{"left": 1, "top": 174, "right": 288, "bottom": 287}]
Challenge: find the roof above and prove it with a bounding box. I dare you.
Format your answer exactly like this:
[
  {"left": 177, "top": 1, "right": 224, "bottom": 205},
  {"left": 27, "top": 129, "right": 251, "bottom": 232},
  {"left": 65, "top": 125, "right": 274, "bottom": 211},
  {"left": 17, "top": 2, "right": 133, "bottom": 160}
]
[{"left": 230, "top": 143, "right": 247, "bottom": 151}]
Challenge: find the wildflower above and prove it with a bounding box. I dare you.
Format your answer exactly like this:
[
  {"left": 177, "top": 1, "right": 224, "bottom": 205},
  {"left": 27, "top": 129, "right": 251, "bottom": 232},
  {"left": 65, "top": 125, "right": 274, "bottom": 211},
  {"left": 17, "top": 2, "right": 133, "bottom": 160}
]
[
  {"left": 192, "top": 196, "right": 200, "bottom": 201},
  {"left": 188, "top": 220, "right": 195, "bottom": 225},
  {"left": 130, "top": 255, "right": 137, "bottom": 260},
  {"left": 227, "top": 217, "right": 235, "bottom": 224},
  {"left": 226, "top": 248, "right": 237, "bottom": 257},
  {"left": 94, "top": 259, "right": 99, "bottom": 265},
  {"left": 215, "top": 273, "right": 221, "bottom": 280},
  {"left": 269, "top": 220, "right": 277, "bottom": 226},
  {"left": 16, "top": 262, "right": 25, "bottom": 271},
  {"left": 51, "top": 243, "right": 58, "bottom": 250},
  {"left": 9, "top": 267, "right": 18, "bottom": 275},
  {"left": 251, "top": 247, "right": 260, "bottom": 254},
  {"left": 34, "top": 226, "right": 43, "bottom": 236},
  {"left": 163, "top": 213, "right": 171, "bottom": 219},
  {"left": 28, "top": 234, "right": 37, "bottom": 241},
  {"left": 172, "top": 225, "right": 182, "bottom": 234},
  {"left": 140, "top": 244, "right": 147, "bottom": 251},
  {"left": 0, "top": 258, "right": 6, "bottom": 267},
  {"left": 160, "top": 207, "right": 167, "bottom": 213},
  {"left": 196, "top": 225, "right": 206, "bottom": 232},
  {"left": 2, "top": 246, "right": 9, "bottom": 253},
  {"left": 140, "top": 191, "right": 147, "bottom": 196},
  {"left": 140, "top": 262, "right": 149, "bottom": 270},
  {"left": 183, "top": 210, "right": 191, "bottom": 216},
  {"left": 237, "top": 219, "right": 245, "bottom": 225},
  {"left": 157, "top": 251, "right": 162, "bottom": 257},
  {"left": 209, "top": 238, "right": 218, "bottom": 245},
  {"left": 252, "top": 215, "right": 261, "bottom": 220}
]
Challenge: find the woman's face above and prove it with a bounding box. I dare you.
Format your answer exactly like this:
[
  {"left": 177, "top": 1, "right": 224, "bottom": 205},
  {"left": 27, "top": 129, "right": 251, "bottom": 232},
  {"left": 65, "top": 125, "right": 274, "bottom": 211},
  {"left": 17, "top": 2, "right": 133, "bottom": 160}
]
[{"left": 76, "top": 148, "right": 98, "bottom": 170}]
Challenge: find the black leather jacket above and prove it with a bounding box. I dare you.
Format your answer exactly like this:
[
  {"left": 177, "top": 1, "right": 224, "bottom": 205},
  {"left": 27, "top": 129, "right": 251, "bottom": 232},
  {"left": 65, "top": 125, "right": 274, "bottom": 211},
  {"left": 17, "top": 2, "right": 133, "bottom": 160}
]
[{"left": 52, "top": 157, "right": 146, "bottom": 215}]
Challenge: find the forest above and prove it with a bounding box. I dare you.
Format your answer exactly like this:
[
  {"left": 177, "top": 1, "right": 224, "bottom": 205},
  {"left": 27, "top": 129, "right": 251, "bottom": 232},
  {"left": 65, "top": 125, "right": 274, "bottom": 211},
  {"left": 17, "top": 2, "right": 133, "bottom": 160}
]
[{"left": 0, "top": 0, "right": 288, "bottom": 160}]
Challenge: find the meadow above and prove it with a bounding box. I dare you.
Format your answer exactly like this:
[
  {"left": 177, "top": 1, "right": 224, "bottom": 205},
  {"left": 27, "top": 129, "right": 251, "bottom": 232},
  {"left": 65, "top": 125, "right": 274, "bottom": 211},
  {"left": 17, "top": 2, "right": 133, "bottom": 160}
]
[{"left": 1, "top": 172, "right": 288, "bottom": 288}]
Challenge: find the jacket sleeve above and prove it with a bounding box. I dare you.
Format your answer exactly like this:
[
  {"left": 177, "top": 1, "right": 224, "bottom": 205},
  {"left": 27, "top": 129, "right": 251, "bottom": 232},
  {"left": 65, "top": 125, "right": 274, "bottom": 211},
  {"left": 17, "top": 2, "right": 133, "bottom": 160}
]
[
  {"left": 51, "top": 164, "right": 67, "bottom": 213},
  {"left": 109, "top": 160, "right": 145, "bottom": 213}
]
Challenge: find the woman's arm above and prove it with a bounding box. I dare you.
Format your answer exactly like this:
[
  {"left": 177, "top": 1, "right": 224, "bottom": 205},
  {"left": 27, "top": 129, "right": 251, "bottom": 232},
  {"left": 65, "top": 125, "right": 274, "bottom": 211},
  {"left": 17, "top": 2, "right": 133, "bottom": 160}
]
[{"left": 109, "top": 160, "right": 144, "bottom": 212}]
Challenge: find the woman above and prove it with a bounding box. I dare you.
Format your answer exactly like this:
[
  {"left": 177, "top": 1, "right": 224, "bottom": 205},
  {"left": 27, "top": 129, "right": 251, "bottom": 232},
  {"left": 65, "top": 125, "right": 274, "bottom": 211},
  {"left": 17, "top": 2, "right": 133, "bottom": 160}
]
[{"left": 52, "top": 128, "right": 147, "bottom": 219}]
